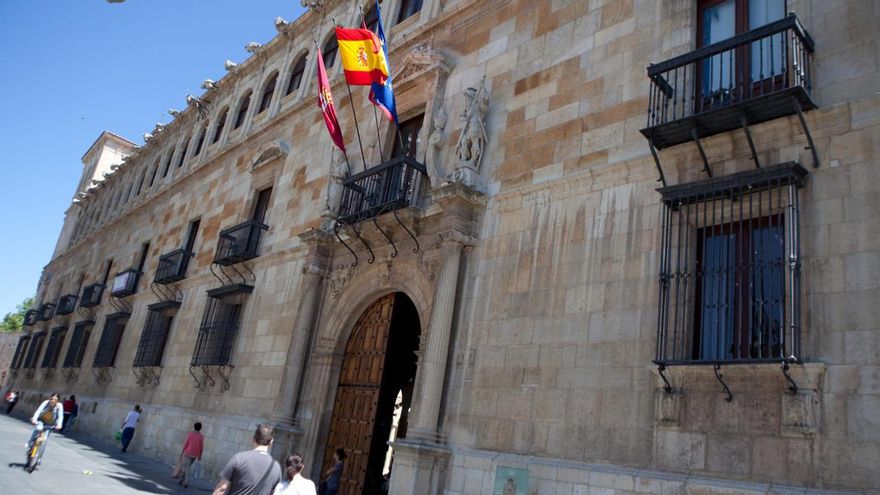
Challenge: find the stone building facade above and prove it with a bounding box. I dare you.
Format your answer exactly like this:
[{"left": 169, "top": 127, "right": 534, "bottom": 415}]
[{"left": 9, "top": 0, "right": 879, "bottom": 493}]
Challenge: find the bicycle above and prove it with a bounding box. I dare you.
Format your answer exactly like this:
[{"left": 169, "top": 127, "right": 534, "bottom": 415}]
[{"left": 25, "top": 421, "right": 53, "bottom": 473}]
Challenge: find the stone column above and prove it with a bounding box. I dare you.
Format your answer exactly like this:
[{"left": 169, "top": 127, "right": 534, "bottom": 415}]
[
  {"left": 406, "top": 231, "right": 470, "bottom": 442},
  {"left": 271, "top": 229, "right": 332, "bottom": 454}
]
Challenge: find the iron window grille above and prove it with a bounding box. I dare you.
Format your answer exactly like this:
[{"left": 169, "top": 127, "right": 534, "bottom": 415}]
[
  {"left": 41, "top": 327, "right": 68, "bottom": 369},
  {"left": 92, "top": 313, "right": 129, "bottom": 368},
  {"left": 11, "top": 335, "right": 30, "bottom": 369},
  {"left": 111, "top": 268, "right": 140, "bottom": 298},
  {"left": 642, "top": 14, "right": 815, "bottom": 150},
  {"left": 56, "top": 294, "right": 78, "bottom": 315},
  {"left": 23, "top": 331, "right": 47, "bottom": 369},
  {"left": 23, "top": 309, "right": 38, "bottom": 326},
  {"left": 133, "top": 308, "right": 175, "bottom": 368},
  {"left": 191, "top": 294, "right": 245, "bottom": 366},
  {"left": 154, "top": 248, "right": 193, "bottom": 284},
  {"left": 36, "top": 303, "right": 56, "bottom": 321},
  {"left": 655, "top": 163, "right": 805, "bottom": 365},
  {"left": 80, "top": 283, "right": 105, "bottom": 308},
  {"left": 213, "top": 220, "right": 268, "bottom": 266},
  {"left": 337, "top": 155, "right": 428, "bottom": 225},
  {"left": 62, "top": 321, "right": 94, "bottom": 369}
]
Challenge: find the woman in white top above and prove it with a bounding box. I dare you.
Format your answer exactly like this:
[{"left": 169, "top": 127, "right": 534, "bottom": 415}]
[{"left": 274, "top": 453, "right": 316, "bottom": 495}]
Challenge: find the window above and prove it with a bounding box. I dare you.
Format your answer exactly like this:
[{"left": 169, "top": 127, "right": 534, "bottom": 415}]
[
  {"left": 192, "top": 297, "right": 243, "bottom": 366},
  {"left": 654, "top": 163, "right": 804, "bottom": 364},
  {"left": 363, "top": 3, "right": 379, "bottom": 32},
  {"left": 234, "top": 93, "right": 251, "bottom": 129},
  {"left": 258, "top": 73, "right": 277, "bottom": 114},
  {"left": 286, "top": 55, "right": 307, "bottom": 95},
  {"left": 148, "top": 161, "right": 160, "bottom": 188},
  {"left": 185, "top": 218, "right": 201, "bottom": 253},
  {"left": 193, "top": 128, "right": 207, "bottom": 156},
  {"left": 178, "top": 137, "right": 190, "bottom": 167},
  {"left": 41, "top": 327, "right": 67, "bottom": 369},
  {"left": 392, "top": 114, "right": 424, "bottom": 159},
  {"left": 252, "top": 187, "right": 273, "bottom": 224},
  {"left": 63, "top": 321, "right": 94, "bottom": 368},
  {"left": 213, "top": 109, "right": 228, "bottom": 143},
  {"left": 697, "top": 0, "right": 785, "bottom": 109},
  {"left": 11, "top": 335, "right": 30, "bottom": 369},
  {"left": 322, "top": 37, "right": 338, "bottom": 69},
  {"left": 133, "top": 309, "right": 174, "bottom": 368},
  {"left": 93, "top": 314, "right": 128, "bottom": 368},
  {"left": 23, "top": 331, "right": 47, "bottom": 369},
  {"left": 397, "top": 0, "right": 423, "bottom": 23},
  {"left": 135, "top": 169, "right": 146, "bottom": 195},
  {"left": 162, "top": 149, "right": 175, "bottom": 178}
]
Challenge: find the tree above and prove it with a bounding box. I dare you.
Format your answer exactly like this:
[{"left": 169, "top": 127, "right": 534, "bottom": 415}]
[{"left": 0, "top": 297, "right": 34, "bottom": 332}]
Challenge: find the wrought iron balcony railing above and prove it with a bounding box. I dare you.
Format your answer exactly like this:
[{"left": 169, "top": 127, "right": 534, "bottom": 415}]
[
  {"left": 154, "top": 248, "right": 193, "bottom": 284},
  {"left": 337, "top": 155, "right": 427, "bottom": 225},
  {"left": 36, "top": 303, "right": 56, "bottom": 321},
  {"left": 80, "top": 283, "right": 105, "bottom": 308},
  {"left": 111, "top": 268, "right": 140, "bottom": 298},
  {"left": 23, "top": 309, "right": 38, "bottom": 326},
  {"left": 213, "top": 219, "right": 268, "bottom": 266},
  {"left": 641, "top": 14, "right": 815, "bottom": 151},
  {"left": 56, "top": 294, "right": 78, "bottom": 315}
]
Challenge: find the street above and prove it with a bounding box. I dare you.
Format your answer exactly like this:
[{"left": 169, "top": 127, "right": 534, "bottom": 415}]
[{"left": 0, "top": 413, "right": 212, "bottom": 494}]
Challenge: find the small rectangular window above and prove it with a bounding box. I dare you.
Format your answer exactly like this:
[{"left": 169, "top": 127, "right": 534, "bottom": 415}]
[
  {"left": 192, "top": 297, "right": 243, "bottom": 366},
  {"left": 251, "top": 187, "right": 273, "bottom": 224},
  {"left": 93, "top": 314, "right": 128, "bottom": 368},
  {"left": 185, "top": 219, "right": 201, "bottom": 253},
  {"left": 133, "top": 310, "right": 174, "bottom": 368}
]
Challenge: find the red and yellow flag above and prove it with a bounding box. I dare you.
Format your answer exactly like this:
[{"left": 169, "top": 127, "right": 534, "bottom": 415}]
[
  {"left": 335, "top": 27, "right": 389, "bottom": 86},
  {"left": 316, "top": 46, "right": 346, "bottom": 153}
]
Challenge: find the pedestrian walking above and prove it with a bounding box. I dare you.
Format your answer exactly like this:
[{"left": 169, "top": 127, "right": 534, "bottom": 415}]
[
  {"left": 119, "top": 404, "right": 141, "bottom": 453},
  {"left": 318, "top": 448, "right": 346, "bottom": 495},
  {"left": 5, "top": 389, "right": 19, "bottom": 414},
  {"left": 62, "top": 395, "right": 78, "bottom": 432},
  {"left": 176, "top": 421, "right": 205, "bottom": 488},
  {"left": 212, "top": 423, "right": 282, "bottom": 495},
  {"left": 274, "top": 453, "right": 316, "bottom": 495}
]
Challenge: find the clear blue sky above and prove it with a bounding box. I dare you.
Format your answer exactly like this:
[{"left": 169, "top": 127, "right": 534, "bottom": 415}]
[{"left": 0, "top": 1, "right": 306, "bottom": 316}]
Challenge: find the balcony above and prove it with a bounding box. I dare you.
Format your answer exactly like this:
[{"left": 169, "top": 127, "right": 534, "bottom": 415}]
[
  {"left": 23, "top": 309, "right": 38, "bottom": 326},
  {"left": 337, "top": 155, "right": 427, "bottom": 225},
  {"left": 213, "top": 219, "right": 268, "bottom": 266},
  {"left": 56, "top": 294, "right": 78, "bottom": 315},
  {"left": 154, "top": 248, "right": 193, "bottom": 284},
  {"left": 641, "top": 15, "right": 815, "bottom": 151},
  {"left": 80, "top": 283, "right": 105, "bottom": 308},
  {"left": 111, "top": 268, "right": 140, "bottom": 298},
  {"left": 36, "top": 303, "right": 56, "bottom": 321}
]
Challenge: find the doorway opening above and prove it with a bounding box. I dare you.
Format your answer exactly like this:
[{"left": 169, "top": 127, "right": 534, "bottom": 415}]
[{"left": 322, "top": 292, "right": 420, "bottom": 495}]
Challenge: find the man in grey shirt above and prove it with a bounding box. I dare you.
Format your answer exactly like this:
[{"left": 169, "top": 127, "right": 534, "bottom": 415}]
[{"left": 213, "top": 423, "right": 282, "bottom": 495}]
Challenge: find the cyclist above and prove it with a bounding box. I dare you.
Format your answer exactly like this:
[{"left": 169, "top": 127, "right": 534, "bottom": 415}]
[{"left": 27, "top": 392, "right": 64, "bottom": 464}]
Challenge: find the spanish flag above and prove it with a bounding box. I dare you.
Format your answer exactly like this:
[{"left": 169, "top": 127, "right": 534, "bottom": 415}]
[{"left": 335, "top": 27, "right": 389, "bottom": 86}]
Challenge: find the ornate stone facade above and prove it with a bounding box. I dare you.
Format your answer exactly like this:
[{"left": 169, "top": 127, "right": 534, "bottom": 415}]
[{"left": 7, "top": 1, "right": 880, "bottom": 494}]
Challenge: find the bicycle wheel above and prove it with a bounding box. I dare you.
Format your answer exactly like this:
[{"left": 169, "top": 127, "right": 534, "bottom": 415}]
[{"left": 26, "top": 436, "right": 43, "bottom": 473}]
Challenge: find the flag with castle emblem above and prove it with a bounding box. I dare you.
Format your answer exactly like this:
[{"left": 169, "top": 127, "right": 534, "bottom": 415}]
[
  {"left": 316, "top": 47, "right": 346, "bottom": 153},
  {"left": 335, "top": 27, "right": 389, "bottom": 86}
]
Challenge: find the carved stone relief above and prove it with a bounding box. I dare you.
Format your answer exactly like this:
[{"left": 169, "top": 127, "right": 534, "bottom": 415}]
[
  {"left": 655, "top": 389, "right": 681, "bottom": 428},
  {"left": 327, "top": 263, "right": 357, "bottom": 298},
  {"left": 782, "top": 390, "right": 820, "bottom": 437},
  {"left": 452, "top": 77, "right": 489, "bottom": 187}
]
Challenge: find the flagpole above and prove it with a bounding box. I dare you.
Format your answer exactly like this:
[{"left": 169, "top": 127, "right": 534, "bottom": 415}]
[
  {"left": 361, "top": 6, "right": 386, "bottom": 162},
  {"left": 332, "top": 18, "right": 369, "bottom": 173}
]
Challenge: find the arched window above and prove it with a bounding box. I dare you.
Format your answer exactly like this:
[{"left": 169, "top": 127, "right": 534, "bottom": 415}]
[
  {"left": 397, "top": 0, "right": 423, "bottom": 23},
  {"left": 178, "top": 137, "right": 190, "bottom": 167},
  {"left": 213, "top": 108, "right": 228, "bottom": 143},
  {"left": 148, "top": 160, "right": 160, "bottom": 187},
  {"left": 193, "top": 127, "right": 206, "bottom": 156},
  {"left": 286, "top": 54, "right": 307, "bottom": 96},
  {"left": 234, "top": 93, "right": 251, "bottom": 129},
  {"left": 258, "top": 73, "right": 277, "bottom": 114},
  {"left": 322, "top": 37, "right": 338, "bottom": 68}
]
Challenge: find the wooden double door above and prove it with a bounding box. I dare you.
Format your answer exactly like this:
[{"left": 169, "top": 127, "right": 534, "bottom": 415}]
[{"left": 322, "top": 293, "right": 420, "bottom": 495}]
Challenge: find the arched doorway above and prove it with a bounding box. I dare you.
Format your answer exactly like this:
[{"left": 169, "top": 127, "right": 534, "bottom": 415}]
[{"left": 322, "top": 292, "right": 420, "bottom": 495}]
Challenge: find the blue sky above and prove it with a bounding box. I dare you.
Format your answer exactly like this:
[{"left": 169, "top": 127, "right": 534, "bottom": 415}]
[{"left": 0, "top": 1, "right": 306, "bottom": 316}]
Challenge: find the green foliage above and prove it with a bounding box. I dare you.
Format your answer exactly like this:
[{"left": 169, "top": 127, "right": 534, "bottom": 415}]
[{"left": 0, "top": 297, "right": 34, "bottom": 332}]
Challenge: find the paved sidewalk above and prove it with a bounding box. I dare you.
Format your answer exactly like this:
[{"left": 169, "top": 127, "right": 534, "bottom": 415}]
[{"left": 0, "top": 413, "right": 213, "bottom": 494}]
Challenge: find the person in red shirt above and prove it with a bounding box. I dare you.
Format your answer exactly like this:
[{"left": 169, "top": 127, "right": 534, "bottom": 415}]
[
  {"left": 177, "top": 422, "right": 205, "bottom": 487},
  {"left": 61, "top": 395, "right": 78, "bottom": 432}
]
